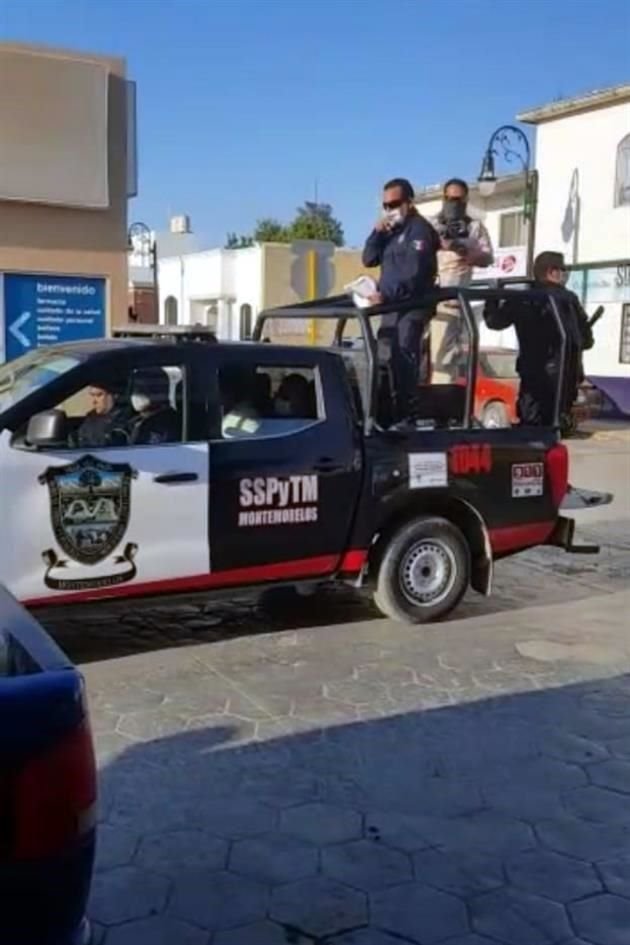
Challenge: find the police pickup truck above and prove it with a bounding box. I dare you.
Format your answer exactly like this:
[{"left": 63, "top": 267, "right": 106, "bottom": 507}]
[{"left": 0, "top": 288, "right": 610, "bottom": 624}]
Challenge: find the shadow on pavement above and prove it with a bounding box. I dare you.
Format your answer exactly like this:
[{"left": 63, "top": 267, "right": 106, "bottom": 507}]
[
  {"left": 93, "top": 672, "right": 630, "bottom": 944},
  {"left": 38, "top": 531, "right": 629, "bottom": 666}
]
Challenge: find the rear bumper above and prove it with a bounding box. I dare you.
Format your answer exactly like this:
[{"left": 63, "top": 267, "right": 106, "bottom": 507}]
[
  {"left": 0, "top": 833, "right": 95, "bottom": 945},
  {"left": 561, "top": 486, "right": 614, "bottom": 511}
]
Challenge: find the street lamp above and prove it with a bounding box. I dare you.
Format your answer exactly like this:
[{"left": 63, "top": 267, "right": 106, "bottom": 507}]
[
  {"left": 477, "top": 124, "right": 538, "bottom": 275},
  {"left": 128, "top": 221, "right": 159, "bottom": 323}
]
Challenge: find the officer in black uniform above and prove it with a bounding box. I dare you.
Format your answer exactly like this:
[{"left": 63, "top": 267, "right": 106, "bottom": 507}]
[
  {"left": 362, "top": 178, "right": 439, "bottom": 421},
  {"left": 483, "top": 251, "right": 594, "bottom": 426},
  {"left": 76, "top": 380, "right": 131, "bottom": 448},
  {"left": 127, "top": 367, "right": 180, "bottom": 445}
]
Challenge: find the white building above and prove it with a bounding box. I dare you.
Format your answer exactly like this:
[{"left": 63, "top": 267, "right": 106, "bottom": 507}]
[
  {"left": 158, "top": 244, "right": 262, "bottom": 340},
  {"left": 156, "top": 240, "right": 366, "bottom": 341},
  {"left": 520, "top": 85, "right": 630, "bottom": 409}
]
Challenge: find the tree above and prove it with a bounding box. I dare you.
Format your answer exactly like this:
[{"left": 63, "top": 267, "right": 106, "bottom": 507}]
[
  {"left": 252, "top": 218, "right": 290, "bottom": 243},
  {"left": 225, "top": 233, "right": 254, "bottom": 249},
  {"left": 288, "top": 202, "right": 345, "bottom": 246}
]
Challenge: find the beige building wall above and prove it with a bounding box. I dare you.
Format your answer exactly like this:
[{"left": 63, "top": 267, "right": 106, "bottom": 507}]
[
  {"left": 0, "top": 43, "right": 129, "bottom": 329},
  {"left": 261, "top": 243, "right": 372, "bottom": 345}
]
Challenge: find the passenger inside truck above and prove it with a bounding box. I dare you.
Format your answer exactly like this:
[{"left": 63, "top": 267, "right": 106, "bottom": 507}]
[{"left": 219, "top": 364, "right": 321, "bottom": 439}]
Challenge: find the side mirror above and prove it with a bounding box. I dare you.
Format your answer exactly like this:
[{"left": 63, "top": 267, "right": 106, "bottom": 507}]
[{"left": 26, "top": 410, "right": 68, "bottom": 448}]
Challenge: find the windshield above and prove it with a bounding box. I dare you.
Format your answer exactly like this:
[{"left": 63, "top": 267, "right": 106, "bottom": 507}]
[
  {"left": 481, "top": 350, "right": 518, "bottom": 379},
  {"left": 0, "top": 350, "right": 83, "bottom": 413}
]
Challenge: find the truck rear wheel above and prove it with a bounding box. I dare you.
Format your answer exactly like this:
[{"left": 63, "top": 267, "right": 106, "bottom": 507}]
[{"left": 373, "top": 516, "right": 470, "bottom": 623}]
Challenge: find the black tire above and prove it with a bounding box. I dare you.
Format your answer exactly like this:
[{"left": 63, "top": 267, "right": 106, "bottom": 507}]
[
  {"left": 373, "top": 516, "right": 470, "bottom": 623},
  {"left": 481, "top": 399, "right": 509, "bottom": 429}
]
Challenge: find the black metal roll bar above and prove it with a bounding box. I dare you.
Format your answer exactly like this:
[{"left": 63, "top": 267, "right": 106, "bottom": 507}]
[{"left": 254, "top": 282, "right": 572, "bottom": 433}]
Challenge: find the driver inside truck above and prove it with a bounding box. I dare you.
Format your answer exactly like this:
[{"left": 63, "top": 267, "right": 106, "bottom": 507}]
[{"left": 483, "top": 251, "right": 594, "bottom": 426}]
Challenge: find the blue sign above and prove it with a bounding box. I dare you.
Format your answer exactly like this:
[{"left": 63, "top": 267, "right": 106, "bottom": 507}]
[{"left": 3, "top": 273, "right": 106, "bottom": 361}]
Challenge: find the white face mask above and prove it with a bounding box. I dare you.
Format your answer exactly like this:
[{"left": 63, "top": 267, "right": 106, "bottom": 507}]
[
  {"left": 384, "top": 208, "right": 404, "bottom": 227},
  {"left": 131, "top": 393, "right": 151, "bottom": 413},
  {"left": 275, "top": 397, "right": 292, "bottom": 416}
]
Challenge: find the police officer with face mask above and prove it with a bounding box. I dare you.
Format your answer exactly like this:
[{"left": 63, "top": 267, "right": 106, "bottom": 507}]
[
  {"left": 431, "top": 178, "right": 494, "bottom": 381},
  {"left": 483, "top": 251, "right": 594, "bottom": 426},
  {"left": 362, "top": 177, "right": 440, "bottom": 421}
]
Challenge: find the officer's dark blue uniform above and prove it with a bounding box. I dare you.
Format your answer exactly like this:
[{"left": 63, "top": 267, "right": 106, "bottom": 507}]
[{"left": 362, "top": 210, "right": 439, "bottom": 419}]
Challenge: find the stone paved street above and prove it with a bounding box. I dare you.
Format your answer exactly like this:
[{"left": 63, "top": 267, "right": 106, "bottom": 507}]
[{"left": 37, "top": 435, "right": 630, "bottom": 945}]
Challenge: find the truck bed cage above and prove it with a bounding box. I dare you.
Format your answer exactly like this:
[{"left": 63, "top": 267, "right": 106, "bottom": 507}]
[{"left": 254, "top": 282, "right": 568, "bottom": 432}]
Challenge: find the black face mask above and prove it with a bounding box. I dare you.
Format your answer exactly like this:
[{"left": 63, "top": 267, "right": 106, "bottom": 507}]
[{"left": 441, "top": 197, "right": 467, "bottom": 221}]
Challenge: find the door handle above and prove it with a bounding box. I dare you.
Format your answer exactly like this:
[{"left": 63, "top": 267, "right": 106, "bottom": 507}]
[
  {"left": 314, "top": 458, "right": 343, "bottom": 473},
  {"left": 153, "top": 472, "right": 199, "bottom": 484}
]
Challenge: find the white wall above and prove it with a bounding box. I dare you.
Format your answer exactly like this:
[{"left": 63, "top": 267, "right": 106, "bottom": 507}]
[
  {"left": 534, "top": 102, "right": 630, "bottom": 263},
  {"left": 158, "top": 246, "right": 262, "bottom": 338}
]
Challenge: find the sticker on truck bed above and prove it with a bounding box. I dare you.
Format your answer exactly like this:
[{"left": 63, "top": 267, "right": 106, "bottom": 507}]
[
  {"left": 511, "top": 462, "right": 544, "bottom": 498},
  {"left": 38, "top": 455, "right": 138, "bottom": 590},
  {"left": 408, "top": 453, "right": 448, "bottom": 489}
]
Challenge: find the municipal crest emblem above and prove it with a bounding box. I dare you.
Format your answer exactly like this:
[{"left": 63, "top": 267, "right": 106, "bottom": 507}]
[{"left": 39, "top": 455, "right": 139, "bottom": 591}]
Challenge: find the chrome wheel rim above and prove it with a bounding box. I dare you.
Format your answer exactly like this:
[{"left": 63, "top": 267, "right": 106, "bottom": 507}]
[{"left": 399, "top": 539, "right": 457, "bottom": 606}]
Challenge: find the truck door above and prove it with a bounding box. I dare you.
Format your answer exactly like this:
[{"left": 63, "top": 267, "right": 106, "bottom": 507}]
[
  {"left": 0, "top": 349, "right": 210, "bottom": 605},
  {"left": 208, "top": 348, "right": 364, "bottom": 584}
]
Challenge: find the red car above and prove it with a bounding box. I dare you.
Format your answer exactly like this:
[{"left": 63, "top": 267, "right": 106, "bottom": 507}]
[{"left": 470, "top": 348, "right": 601, "bottom": 430}]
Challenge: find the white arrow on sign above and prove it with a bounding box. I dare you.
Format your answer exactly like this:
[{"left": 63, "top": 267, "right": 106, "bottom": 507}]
[{"left": 9, "top": 311, "right": 32, "bottom": 349}]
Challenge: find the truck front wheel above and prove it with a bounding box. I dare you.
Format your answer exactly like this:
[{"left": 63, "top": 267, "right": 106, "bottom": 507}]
[{"left": 373, "top": 516, "right": 470, "bottom": 623}]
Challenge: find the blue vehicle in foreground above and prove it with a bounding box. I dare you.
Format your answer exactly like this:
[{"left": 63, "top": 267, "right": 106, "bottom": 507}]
[{"left": 0, "top": 586, "right": 96, "bottom": 945}]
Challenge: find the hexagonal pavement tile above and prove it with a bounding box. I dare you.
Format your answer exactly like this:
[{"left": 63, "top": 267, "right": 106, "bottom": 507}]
[
  {"left": 563, "top": 784, "right": 630, "bottom": 824},
  {"left": 505, "top": 848, "right": 602, "bottom": 902},
  {"left": 270, "top": 876, "right": 367, "bottom": 938},
  {"left": 590, "top": 759, "right": 630, "bottom": 794},
  {"left": 599, "top": 853, "right": 630, "bottom": 896},
  {"left": 608, "top": 736, "right": 630, "bottom": 761},
  {"left": 569, "top": 893, "right": 630, "bottom": 945},
  {"left": 94, "top": 823, "right": 139, "bottom": 872},
  {"left": 364, "top": 811, "right": 432, "bottom": 853},
  {"left": 536, "top": 817, "right": 630, "bottom": 861},
  {"left": 540, "top": 729, "right": 609, "bottom": 765},
  {"left": 280, "top": 802, "right": 362, "bottom": 846},
  {"left": 413, "top": 849, "right": 504, "bottom": 898},
  {"left": 135, "top": 828, "right": 229, "bottom": 874},
  {"left": 89, "top": 865, "right": 170, "bottom": 926},
  {"left": 117, "top": 707, "right": 194, "bottom": 740},
  {"left": 470, "top": 887, "right": 572, "bottom": 945},
  {"left": 195, "top": 797, "right": 276, "bottom": 838},
  {"left": 91, "top": 923, "right": 106, "bottom": 945},
  {"left": 410, "top": 810, "right": 535, "bottom": 856},
  {"left": 229, "top": 831, "right": 318, "bottom": 885},
  {"left": 105, "top": 916, "right": 208, "bottom": 945},
  {"left": 430, "top": 937, "right": 507, "bottom": 945},
  {"left": 168, "top": 869, "right": 267, "bottom": 931},
  {"left": 322, "top": 839, "right": 412, "bottom": 892},
  {"left": 370, "top": 882, "right": 468, "bottom": 944},
  {"left": 329, "top": 930, "right": 422, "bottom": 945},
  {"left": 214, "top": 920, "right": 304, "bottom": 944},
  {"left": 324, "top": 679, "right": 390, "bottom": 707}
]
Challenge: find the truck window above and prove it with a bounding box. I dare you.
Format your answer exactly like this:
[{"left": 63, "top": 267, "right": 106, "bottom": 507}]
[
  {"left": 15, "top": 363, "right": 190, "bottom": 450},
  {"left": 218, "top": 362, "right": 323, "bottom": 440}
]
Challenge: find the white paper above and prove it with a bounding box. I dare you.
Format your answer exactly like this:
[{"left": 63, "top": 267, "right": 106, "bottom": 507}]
[
  {"left": 408, "top": 453, "right": 448, "bottom": 489},
  {"left": 344, "top": 275, "right": 377, "bottom": 309}
]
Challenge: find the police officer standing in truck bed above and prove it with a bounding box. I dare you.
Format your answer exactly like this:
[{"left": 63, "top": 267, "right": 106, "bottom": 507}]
[
  {"left": 362, "top": 178, "right": 439, "bottom": 421},
  {"left": 484, "top": 251, "right": 594, "bottom": 426}
]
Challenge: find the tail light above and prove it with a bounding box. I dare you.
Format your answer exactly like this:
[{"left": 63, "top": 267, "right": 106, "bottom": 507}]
[
  {"left": 8, "top": 720, "right": 97, "bottom": 860},
  {"left": 546, "top": 443, "right": 569, "bottom": 508}
]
